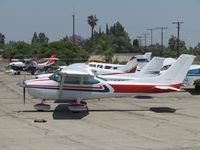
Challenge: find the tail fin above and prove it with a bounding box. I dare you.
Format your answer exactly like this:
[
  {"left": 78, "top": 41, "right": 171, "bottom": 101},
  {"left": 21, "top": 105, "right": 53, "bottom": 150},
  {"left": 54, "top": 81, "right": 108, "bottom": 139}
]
[
  {"left": 144, "top": 52, "right": 152, "bottom": 61},
  {"left": 46, "top": 54, "right": 57, "bottom": 66},
  {"left": 121, "top": 56, "right": 137, "bottom": 73},
  {"left": 155, "top": 54, "right": 195, "bottom": 84},
  {"left": 139, "top": 57, "right": 165, "bottom": 74}
]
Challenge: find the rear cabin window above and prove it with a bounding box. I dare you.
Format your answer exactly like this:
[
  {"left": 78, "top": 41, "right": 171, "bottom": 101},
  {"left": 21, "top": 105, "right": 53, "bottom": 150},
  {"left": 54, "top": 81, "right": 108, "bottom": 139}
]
[
  {"left": 82, "top": 77, "right": 100, "bottom": 84},
  {"left": 89, "top": 64, "right": 96, "bottom": 67},
  {"left": 64, "top": 76, "right": 81, "bottom": 84}
]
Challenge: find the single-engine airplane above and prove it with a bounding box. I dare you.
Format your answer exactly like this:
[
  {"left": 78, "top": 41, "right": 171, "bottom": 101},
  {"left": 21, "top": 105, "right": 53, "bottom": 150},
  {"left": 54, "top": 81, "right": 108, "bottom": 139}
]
[
  {"left": 18, "top": 54, "right": 195, "bottom": 112},
  {"left": 7, "top": 54, "right": 58, "bottom": 75}
]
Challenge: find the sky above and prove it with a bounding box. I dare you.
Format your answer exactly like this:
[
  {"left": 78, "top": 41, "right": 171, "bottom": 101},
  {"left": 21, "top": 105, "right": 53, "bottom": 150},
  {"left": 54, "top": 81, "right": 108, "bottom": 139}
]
[{"left": 0, "top": 0, "right": 200, "bottom": 47}]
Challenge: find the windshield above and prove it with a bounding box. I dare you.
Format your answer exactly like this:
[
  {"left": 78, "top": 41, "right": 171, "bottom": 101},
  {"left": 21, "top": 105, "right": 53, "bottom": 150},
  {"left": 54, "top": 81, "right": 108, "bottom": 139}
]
[{"left": 49, "top": 69, "right": 61, "bottom": 82}]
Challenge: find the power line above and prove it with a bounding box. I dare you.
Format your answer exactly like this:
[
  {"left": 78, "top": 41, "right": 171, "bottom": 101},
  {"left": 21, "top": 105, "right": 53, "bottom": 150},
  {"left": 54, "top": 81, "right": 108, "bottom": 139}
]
[
  {"left": 172, "top": 21, "right": 184, "bottom": 57},
  {"left": 156, "top": 27, "right": 168, "bottom": 56}
]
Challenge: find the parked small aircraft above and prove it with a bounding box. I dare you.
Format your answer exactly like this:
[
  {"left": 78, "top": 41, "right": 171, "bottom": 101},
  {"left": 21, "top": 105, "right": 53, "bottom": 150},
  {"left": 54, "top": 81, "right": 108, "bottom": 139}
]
[
  {"left": 98, "top": 56, "right": 165, "bottom": 81},
  {"left": 18, "top": 54, "right": 195, "bottom": 112},
  {"left": 7, "top": 54, "right": 58, "bottom": 75},
  {"left": 34, "top": 56, "right": 137, "bottom": 79},
  {"left": 88, "top": 56, "right": 137, "bottom": 75}
]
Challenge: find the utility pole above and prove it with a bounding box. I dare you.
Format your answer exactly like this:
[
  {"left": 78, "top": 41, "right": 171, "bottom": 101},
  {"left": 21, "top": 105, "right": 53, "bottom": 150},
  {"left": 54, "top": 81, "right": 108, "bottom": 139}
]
[
  {"left": 136, "top": 36, "right": 144, "bottom": 47},
  {"left": 72, "top": 11, "right": 75, "bottom": 44},
  {"left": 147, "top": 28, "right": 156, "bottom": 45},
  {"left": 142, "top": 33, "right": 149, "bottom": 47},
  {"left": 156, "top": 27, "right": 168, "bottom": 56},
  {"left": 172, "top": 21, "right": 184, "bottom": 57}
]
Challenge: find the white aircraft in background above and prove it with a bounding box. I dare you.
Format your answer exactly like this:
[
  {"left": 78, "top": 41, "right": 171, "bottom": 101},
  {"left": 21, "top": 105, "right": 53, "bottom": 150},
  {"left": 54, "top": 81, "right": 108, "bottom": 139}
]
[
  {"left": 159, "top": 57, "right": 200, "bottom": 90},
  {"left": 98, "top": 56, "right": 165, "bottom": 81},
  {"left": 89, "top": 56, "right": 137, "bottom": 75},
  {"left": 136, "top": 52, "right": 152, "bottom": 71},
  {"left": 34, "top": 56, "right": 137, "bottom": 79},
  {"left": 7, "top": 54, "right": 58, "bottom": 75},
  {"left": 18, "top": 54, "right": 195, "bottom": 112}
]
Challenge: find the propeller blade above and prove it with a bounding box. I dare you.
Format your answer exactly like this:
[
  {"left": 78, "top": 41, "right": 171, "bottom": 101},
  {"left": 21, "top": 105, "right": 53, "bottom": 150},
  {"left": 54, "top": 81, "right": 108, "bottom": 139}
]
[
  {"left": 23, "top": 87, "right": 25, "bottom": 104},
  {"left": 23, "top": 76, "right": 26, "bottom": 104}
]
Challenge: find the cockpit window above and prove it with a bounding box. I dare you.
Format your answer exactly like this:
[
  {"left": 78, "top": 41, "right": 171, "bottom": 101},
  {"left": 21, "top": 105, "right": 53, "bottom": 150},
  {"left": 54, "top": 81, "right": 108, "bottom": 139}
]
[
  {"left": 64, "top": 76, "right": 81, "bottom": 84},
  {"left": 49, "top": 73, "right": 61, "bottom": 82},
  {"left": 83, "top": 76, "right": 100, "bottom": 84}
]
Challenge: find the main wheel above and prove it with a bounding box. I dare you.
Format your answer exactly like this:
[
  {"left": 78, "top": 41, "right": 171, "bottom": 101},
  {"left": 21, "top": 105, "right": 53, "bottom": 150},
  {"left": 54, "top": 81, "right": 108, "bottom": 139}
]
[{"left": 34, "top": 103, "right": 51, "bottom": 111}]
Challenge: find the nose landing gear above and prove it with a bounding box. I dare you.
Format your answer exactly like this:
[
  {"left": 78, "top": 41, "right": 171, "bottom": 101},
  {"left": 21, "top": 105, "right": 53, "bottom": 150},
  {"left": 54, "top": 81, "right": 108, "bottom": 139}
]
[{"left": 34, "top": 99, "right": 51, "bottom": 111}]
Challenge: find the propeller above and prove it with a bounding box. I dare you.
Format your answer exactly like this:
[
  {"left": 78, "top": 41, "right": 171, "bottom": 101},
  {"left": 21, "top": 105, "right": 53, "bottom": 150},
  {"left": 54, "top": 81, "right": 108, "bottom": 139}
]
[
  {"left": 23, "top": 76, "right": 26, "bottom": 104},
  {"left": 16, "top": 76, "right": 27, "bottom": 104}
]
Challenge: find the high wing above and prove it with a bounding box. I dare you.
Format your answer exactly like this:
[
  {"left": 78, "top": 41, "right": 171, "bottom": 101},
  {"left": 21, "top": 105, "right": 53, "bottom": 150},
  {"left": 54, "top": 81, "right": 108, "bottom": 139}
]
[{"left": 60, "top": 63, "right": 94, "bottom": 76}]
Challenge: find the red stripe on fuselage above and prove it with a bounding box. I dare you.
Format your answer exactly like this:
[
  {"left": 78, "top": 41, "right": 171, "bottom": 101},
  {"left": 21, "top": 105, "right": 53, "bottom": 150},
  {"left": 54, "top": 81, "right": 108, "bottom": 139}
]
[{"left": 109, "top": 83, "right": 182, "bottom": 93}]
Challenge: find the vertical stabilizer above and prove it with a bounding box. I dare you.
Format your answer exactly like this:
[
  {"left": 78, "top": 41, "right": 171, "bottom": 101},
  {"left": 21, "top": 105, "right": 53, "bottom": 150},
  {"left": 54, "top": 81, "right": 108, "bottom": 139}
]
[{"left": 155, "top": 54, "right": 195, "bottom": 84}]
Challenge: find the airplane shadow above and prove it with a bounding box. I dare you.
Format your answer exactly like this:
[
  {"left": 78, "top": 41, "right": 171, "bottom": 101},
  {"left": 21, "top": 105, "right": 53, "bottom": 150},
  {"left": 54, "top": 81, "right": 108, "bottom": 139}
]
[
  {"left": 89, "top": 107, "right": 176, "bottom": 113},
  {"left": 52, "top": 104, "right": 89, "bottom": 120},
  {"left": 134, "top": 95, "right": 153, "bottom": 99},
  {"left": 19, "top": 106, "right": 176, "bottom": 120},
  {"left": 182, "top": 87, "right": 200, "bottom": 95}
]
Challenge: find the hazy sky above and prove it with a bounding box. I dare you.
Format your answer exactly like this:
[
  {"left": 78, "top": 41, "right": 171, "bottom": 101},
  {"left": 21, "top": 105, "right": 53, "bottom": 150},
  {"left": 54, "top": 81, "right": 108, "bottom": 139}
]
[{"left": 0, "top": 0, "right": 200, "bottom": 47}]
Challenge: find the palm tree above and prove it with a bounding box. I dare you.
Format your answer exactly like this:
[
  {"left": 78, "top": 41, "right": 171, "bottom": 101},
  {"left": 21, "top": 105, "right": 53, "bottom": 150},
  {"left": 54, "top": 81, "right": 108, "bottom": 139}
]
[{"left": 87, "top": 15, "right": 98, "bottom": 39}]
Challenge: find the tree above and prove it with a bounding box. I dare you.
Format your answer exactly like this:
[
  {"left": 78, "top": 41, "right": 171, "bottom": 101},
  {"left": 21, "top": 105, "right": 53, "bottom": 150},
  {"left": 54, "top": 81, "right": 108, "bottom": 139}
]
[
  {"left": 38, "top": 32, "right": 49, "bottom": 43},
  {"left": 31, "top": 32, "right": 39, "bottom": 44},
  {"left": 0, "top": 33, "right": 5, "bottom": 48},
  {"left": 87, "top": 15, "right": 98, "bottom": 39},
  {"left": 106, "top": 23, "right": 109, "bottom": 35},
  {"left": 133, "top": 39, "right": 139, "bottom": 48},
  {"left": 168, "top": 35, "right": 187, "bottom": 52},
  {"left": 110, "top": 22, "right": 125, "bottom": 36}
]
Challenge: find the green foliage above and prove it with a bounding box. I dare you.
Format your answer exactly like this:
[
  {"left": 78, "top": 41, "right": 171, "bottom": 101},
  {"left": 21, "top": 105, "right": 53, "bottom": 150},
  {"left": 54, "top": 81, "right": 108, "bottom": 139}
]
[
  {"left": 31, "top": 32, "right": 49, "bottom": 44},
  {"left": 2, "top": 40, "right": 89, "bottom": 64},
  {"left": 84, "top": 21, "right": 132, "bottom": 54},
  {"left": 0, "top": 33, "right": 5, "bottom": 49}
]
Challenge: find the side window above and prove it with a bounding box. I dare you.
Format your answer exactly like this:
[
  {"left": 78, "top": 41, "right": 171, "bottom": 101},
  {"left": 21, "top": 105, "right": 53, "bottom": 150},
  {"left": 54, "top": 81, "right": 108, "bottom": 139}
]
[
  {"left": 113, "top": 67, "right": 118, "bottom": 69},
  {"left": 64, "top": 76, "right": 81, "bottom": 84},
  {"left": 83, "top": 77, "right": 100, "bottom": 84},
  {"left": 89, "top": 64, "right": 96, "bottom": 67},
  {"left": 97, "top": 65, "right": 103, "bottom": 68},
  {"left": 105, "top": 66, "right": 112, "bottom": 69}
]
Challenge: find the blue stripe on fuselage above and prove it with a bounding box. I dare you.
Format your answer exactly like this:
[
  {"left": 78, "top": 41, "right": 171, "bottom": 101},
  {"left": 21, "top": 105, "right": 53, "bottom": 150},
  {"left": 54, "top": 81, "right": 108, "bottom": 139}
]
[{"left": 27, "top": 85, "right": 110, "bottom": 92}]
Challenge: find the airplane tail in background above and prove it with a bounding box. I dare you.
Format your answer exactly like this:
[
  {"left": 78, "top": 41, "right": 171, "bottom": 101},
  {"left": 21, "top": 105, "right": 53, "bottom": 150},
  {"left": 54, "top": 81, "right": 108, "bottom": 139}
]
[
  {"left": 46, "top": 54, "right": 57, "bottom": 66},
  {"left": 144, "top": 52, "right": 152, "bottom": 61},
  {"left": 139, "top": 57, "right": 165, "bottom": 75},
  {"left": 155, "top": 54, "right": 195, "bottom": 84},
  {"left": 121, "top": 56, "right": 137, "bottom": 73}
]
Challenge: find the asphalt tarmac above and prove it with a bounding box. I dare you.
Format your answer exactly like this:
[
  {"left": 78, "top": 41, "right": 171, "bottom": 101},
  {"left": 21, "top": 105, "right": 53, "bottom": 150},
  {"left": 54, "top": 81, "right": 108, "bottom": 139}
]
[{"left": 0, "top": 73, "right": 200, "bottom": 150}]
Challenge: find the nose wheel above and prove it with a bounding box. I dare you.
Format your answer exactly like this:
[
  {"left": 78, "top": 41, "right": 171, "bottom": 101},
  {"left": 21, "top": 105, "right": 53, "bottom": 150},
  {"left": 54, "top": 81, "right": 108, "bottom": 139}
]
[{"left": 34, "top": 99, "right": 51, "bottom": 111}]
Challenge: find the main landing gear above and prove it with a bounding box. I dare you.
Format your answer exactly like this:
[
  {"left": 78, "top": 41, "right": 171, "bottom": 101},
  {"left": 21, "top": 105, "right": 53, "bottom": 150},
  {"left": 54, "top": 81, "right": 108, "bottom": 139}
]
[
  {"left": 68, "top": 101, "right": 88, "bottom": 112},
  {"left": 34, "top": 99, "right": 51, "bottom": 111}
]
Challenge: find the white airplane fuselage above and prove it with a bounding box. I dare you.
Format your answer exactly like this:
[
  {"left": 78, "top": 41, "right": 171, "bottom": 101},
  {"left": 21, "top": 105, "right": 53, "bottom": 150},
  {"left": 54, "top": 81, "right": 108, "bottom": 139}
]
[{"left": 25, "top": 76, "right": 181, "bottom": 101}]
